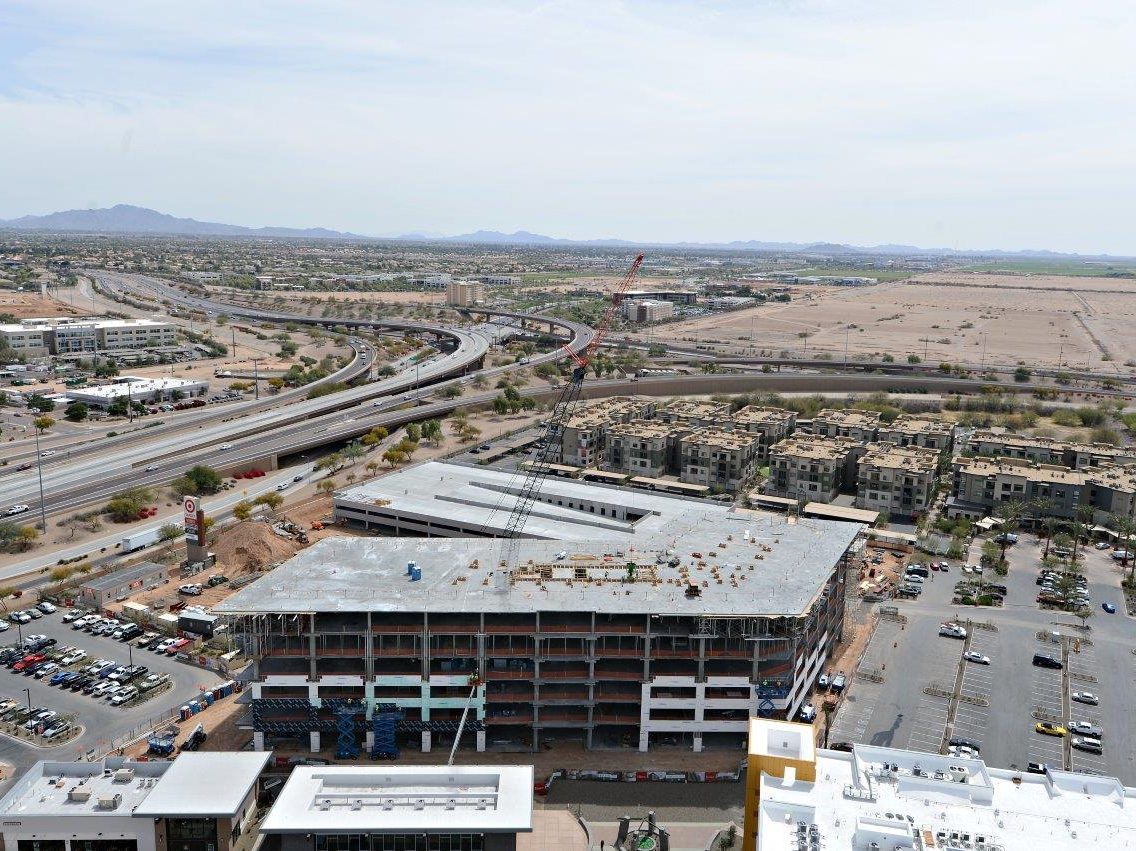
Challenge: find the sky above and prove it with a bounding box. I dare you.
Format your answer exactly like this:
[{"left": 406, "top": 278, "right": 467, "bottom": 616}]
[{"left": 1, "top": 1, "right": 1135, "bottom": 254}]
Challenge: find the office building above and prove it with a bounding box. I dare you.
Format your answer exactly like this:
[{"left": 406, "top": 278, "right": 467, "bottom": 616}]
[
  {"left": 855, "top": 442, "right": 941, "bottom": 518},
  {"left": 620, "top": 299, "right": 675, "bottom": 322},
  {"left": 613, "top": 290, "right": 697, "bottom": 306},
  {"left": 0, "top": 323, "right": 48, "bottom": 357},
  {"left": 221, "top": 471, "right": 862, "bottom": 754},
  {"left": 742, "top": 718, "right": 1136, "bottom": 851},
  {"left": 2, "top": 318, "right": 176, "bottom": 356},
  {"left": 64, "top": 376, "right": 210, "bottom": 409},
  {"left": 446, "top": 279, "right": 486, "bottom": 307},
  {"left": 766, "top": 436, "right": 862, "bottom": 503}
]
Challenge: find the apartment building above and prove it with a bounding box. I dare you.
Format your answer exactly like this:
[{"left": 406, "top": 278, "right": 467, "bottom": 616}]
[
  {"left": 950, "top": 458, "right": 1087, "bottom": 519},
  {"left": 765, "top": 436, "right": 862, "bottom": 503},
  {"left": 742, "top": 718, "right": 1136, "bottom": 851},
  {"left": 855, "top": 442, "right": 941, "bottom": 518},
  {"left": 963, "top": 429, "right": 1136, "bottom": 469},
  {"left": 1087, "top": 466, "right": 1136, "bottom": 520},
  {"left": 732, "top": 406, "right": 797, "bottom": 459},
  {"left": 621, "top": 299, "right": 675, "bottom": 322},
  {"left": 655, "top": 399, "right": 731, "bottom": 428},
  {"left": 446, "top": 279, "right": 486, "bottom": 307},
  {"left": 217, "top": 508, "right": 861, "bottom": 756},
  {"left": 679, "top": 428, "right": 762, "bottom": 491},
  {"left": 559, "top": 396, "right": 657, "bottom": 467},
  {"left": 603, "top": 419, "right": 687, "bottom": 478},
  {"left": 0, "top": 323, "right": 48, "bottom": 357},
  {"left": 810, "top": 408, "right": 881, "bottom": 442},
  {"left": 877, "top": 414, "right": 953, "bottom": 455}
]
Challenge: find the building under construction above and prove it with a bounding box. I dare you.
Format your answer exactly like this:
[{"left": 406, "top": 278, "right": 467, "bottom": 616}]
[{"left": 217, "top": 467, "right": 861, "bottom": 756}]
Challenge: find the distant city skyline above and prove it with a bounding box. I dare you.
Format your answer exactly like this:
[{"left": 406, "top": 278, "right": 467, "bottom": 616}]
[{"left": 1, "top": 1, "right": 1134, "bottom": 254}]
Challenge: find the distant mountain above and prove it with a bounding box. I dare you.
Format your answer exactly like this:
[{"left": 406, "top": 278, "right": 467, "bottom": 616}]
[
  {"left": 0, "top": 204, "right": 364, "bottom": 239},
  {"left": 1, "top": 205, "right": 1129, "bottom": 258}
]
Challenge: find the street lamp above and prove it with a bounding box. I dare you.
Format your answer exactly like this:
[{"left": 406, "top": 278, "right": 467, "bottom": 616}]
[
  {"left": 32, "top": 427, "right": 48, "bottom": 533},
  {"left": 22, "top": 688, "right": 31, "bottom": 713}
]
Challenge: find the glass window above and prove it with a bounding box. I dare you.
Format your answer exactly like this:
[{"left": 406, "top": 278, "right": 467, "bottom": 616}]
[
  {"left": 72, "top": 842, "right": 138, "bottom": 851},
  {"left": 19, "top": 842, "right": 66, "bottom": 851}
]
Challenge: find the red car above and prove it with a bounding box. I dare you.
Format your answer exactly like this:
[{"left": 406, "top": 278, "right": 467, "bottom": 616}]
[
  {"left": 164, "top": 638, "right": 191, "bottom": 656},
  {"left": 12, "top": 653, "right": 46, "bottom": 672}
]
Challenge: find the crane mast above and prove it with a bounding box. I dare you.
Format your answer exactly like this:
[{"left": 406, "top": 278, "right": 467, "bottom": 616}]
[{"left": 495, "top": 254, "right": 645, "bottom": 583}]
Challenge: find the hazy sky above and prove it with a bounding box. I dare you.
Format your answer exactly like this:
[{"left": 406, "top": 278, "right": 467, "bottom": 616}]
[{"left": 2, "top": 1, "right": 1135, "bottom": 253}]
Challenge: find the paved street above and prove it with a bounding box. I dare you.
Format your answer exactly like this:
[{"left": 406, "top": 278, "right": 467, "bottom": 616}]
[
  {"left": 829, "top": 537, "right": 1136, "bottom": 781},
  {"left": 0, "top": 614, "right": 223, "bottom": 778}
]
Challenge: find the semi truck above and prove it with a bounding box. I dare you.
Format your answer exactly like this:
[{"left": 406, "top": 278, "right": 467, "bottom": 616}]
[{"left": 120, "top": 528, "right": 161, "bottom": 553}]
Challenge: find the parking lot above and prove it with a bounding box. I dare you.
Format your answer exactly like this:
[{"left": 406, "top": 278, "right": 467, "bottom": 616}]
[
  {"left": 828, "top": 538, "right": 1136, "bottom": 782},
  {"left": 0, "top": 609, "right": 223, "bottom": 775}
]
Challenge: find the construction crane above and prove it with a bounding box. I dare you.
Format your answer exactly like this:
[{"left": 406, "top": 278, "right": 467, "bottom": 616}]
[{"left": 495, "top": 253, "right": 645, "bottom": 583}]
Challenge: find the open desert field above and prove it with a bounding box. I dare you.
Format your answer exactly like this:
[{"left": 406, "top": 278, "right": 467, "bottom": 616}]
[
  {"left": 659, "top": 272, "right": 1136, "bottom": 371},
  {"left": 0, "top": 290, "right": 87, "bottom": 319}
]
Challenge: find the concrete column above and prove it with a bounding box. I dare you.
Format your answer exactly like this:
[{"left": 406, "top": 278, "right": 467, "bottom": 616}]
[
  {"left": 638, "top": 729, "right": 649, "bottom": 752},
  {"left": 253, "top": 731, "right": 265, "bottom": 751},
  {"left": 693, "top": 734, "right": 703, "bottom": 753},
  {"left": 476, "top": 730, "right": 486, "bottom": 753},
  {"left": 421, "top": 730, "right": 432, "bottom": 752},
  {"left": 309, "top": 731, "right": 320, "bottom": 753},
  {"left": 365, "top": 731, "right": 375, "bottom": 751},
  {"left": 251, "top": 683, "right": 263, "bottom": 699}
]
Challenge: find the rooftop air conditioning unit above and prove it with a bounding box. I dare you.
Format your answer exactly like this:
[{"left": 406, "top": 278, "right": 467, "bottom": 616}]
[
  {"left": 351, "top": 799, "right": 363, "bottom": 811},
  {"left": 96, "top": 794, "right": 122, "bottom": 810},
  {"left": 382, "top": 799, "right": 395, "bottom": 811},
  {"left": 68, "top": 789, "right": 92, "bottom": 803},
  {"left": 414, "top": 799, "right": 426, "bottom": 810},
  {"left": 318, "top": 799, "right": 332, "bottom": 811},
  {"left": 445, "top": 799, "right": 456, "bottom": 810},
  {"left": 113, "top": 769, "right": 135, "bottom": 783}
]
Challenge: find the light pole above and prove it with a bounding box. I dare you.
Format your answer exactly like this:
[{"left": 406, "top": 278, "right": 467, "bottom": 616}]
[
  {"left": 250, "top": 359, "right": 262, "bottom": 400},
  {"left": 21, "top": 688, "right": 30, "bottom": 713},
  {"left": 33, "top": 426, "right": 47, "bottom": 533}
]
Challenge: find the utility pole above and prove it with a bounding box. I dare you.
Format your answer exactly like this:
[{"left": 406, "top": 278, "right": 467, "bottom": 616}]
[
  {"left": 250, "top": 358, "right": 262, "bottom": 400},
  {"left": 843, "top": 326, "right": 850, "bottom": 370},
  {"left": 231, "top": 327, "right": 237, "bottom": 361},
  {"left": 980, "top": 336, "right": 987, "bottom": 372},
  {"left": 33, "top": 426, "right": 47, "bottom": 532},
  {"left": 127, "top": 382, "right": 133, "bottom": 423}
]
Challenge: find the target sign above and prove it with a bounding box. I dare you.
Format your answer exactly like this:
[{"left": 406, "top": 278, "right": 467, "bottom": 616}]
[{"left": 183, "top": 496, "right": 200, "bottom": 543}]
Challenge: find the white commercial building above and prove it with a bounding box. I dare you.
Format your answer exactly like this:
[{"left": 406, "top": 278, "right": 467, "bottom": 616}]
[
  {"left": 620, "top": 299, "right": 675, "bottom": 322},
  {"left": 64, "top": 376, "right": 209, "bottom": 408},
  {"left": 0, "top": 323, "right": 49, "bottom": 357},
  {"left": 2, "top": 318, "right": 177, "bottom": 355},
  {"left": 743, "top": 718, "right": 1136, "bottom": 851},
  {"left": 260, "top": 765, "right": 535, "bottom": 851},
  {"left": 0, "top": 752, "right": 272, "bottom": 851}
]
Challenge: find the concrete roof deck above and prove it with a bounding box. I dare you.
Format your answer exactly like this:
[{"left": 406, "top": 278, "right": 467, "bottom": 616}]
[
  {"left": 217, "top": 516, "right": 860, "bottom": 619},
  {"left": 858, "top": 442, "right": 940, "bottom": 473},
  {"left": 771, "top": 435, "right": 860, "bottom": 462},
  {"left": 0, "top": 758, "right": 168, "bottom": 818}
]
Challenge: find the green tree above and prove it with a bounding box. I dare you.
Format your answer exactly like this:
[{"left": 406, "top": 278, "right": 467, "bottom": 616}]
[
  {"left": 253, "top": 492, "right": 284, "bottom": 510},
  {"left": 232, "top": 501, "right": 253, "bottom": 521},
  {"left": 361, "top": 426, "right": 389, "bottom": 446},
  {"left": 279, "top": 339, "right": 299, "bottom": 358},
  {"left": 172, "top": 464, "right": 224, "bottom": 495},
  {"left": 64, "top": 402, "right": 89, "bottom": 422},
  {"left": 317, "top": 478, "right": 337, "bottom": 495},
  {"left": 27, "top": 394, "right": 56, "bottom": 413},
  {"left": 1013, "top": 366, "right": 1031, "bottom": 382},
  {"left": 33, "top": 415, "right": 56, "bottom": 433},
  {"left": 341, "top": 443, "right": 367, "bottom": 465},
  {"left": 158, "top": 523, "right": 184, "bottom": 541},
  {"left": 15, "top": 525, "right": 38, "bottom": 551},
  {"left": 315, "top": 452, "right": 344, "bottom": 473},
  {"left": 405, "top": 423, "right": 421, "bottom": 442},
  {"left": 105, "top": 488, "right": 152, "bottom": 522},
  {"left": 422, "top": 419, "right": 443, "bottom": 445},
  {"left": 441, "top": 384, "right": 463, "bottom": 399}
]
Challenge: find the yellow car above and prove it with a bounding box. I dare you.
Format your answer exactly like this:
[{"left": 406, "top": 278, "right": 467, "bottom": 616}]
[{"left": 1035, "top": 722, "right": 1068, "bottom": 737}]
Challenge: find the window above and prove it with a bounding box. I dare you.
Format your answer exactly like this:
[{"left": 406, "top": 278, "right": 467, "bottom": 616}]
[{"left": 19, "top": 842, "right": 66, "bottom": 851}]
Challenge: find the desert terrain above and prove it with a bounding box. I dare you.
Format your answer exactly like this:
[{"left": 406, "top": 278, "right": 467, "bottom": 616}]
[{"left": 656, "top": 272, "right": 1136, "bottom": 371}]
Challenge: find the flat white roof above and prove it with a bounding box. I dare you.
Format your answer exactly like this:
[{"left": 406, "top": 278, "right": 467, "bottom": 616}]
[
  {"left": 133, "top": 751, "right": 273, "bottom": 817},
  {"left": 758, "top": 743, "right": 1136, "bottom": 851},
  {"left": 260, "top": 765, "right": 534, "bottom": 834},
  {"left": 0, "top": 758, "right": 168, "bottom": 818}
]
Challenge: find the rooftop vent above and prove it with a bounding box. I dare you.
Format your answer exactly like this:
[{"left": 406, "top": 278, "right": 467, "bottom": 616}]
[
  {"left": 318, "top": 799, "right": 332, "bottom": 811},
  {"left": 414, "top": 799, "right": 426, "bottom": 810},
  {"left": 68, "top": 788, "right": 92, "bottom": 803},
  {"left": 445, "top": 798, "right": 456, "bottom": 810},
  {"left": 382, "top": 799, "right": 395, "bottom": 811},
  {"left": 113, "top": 769, "right": 135, "bottom": 784},
  {"left": 351, "top": 799, "right": 363, "bottom": 811},
  {"left": 96, "top": 794, "right": 122, "bottom": 810}
]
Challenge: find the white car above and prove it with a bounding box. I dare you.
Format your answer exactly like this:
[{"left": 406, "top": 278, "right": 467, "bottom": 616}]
[
  {"left": 41, "top": 721, "right": 71, "bottom": 739},
  {"left": 40, "top": 450, "right": 55, "bottom": 458},
  {"left": 109, "top": 686, "right": 137, "bottom": 705},
  {"left": 0, "top": 620, "right": 8, "bottom": 632},
  {"left": 61, "top": 609, "right": 84, "bottom": 623},
  {"left": 36, "top": 602, "right": 56, "bottom": 614},
  {"left": 964, "top": 651, "right": 991, "bottom": 665},
  {"left": 89, "top": 681, "right": 114, "bottom": 697},
  {"left": 218, "top": 443, "right": 233, "bottom": 451},
  {"left": 798, "top": 703, "right": 817, "bottom": 722},
  {"left": 9, "top": 611, "right": 31, "bottom": 624},
  {"left": 1068, "top": 721, "right": 1104, "bottom": 738},
  {"left": 1072, "top": 692, "right": 1100, "bottom": 706},
  {"left": 145, "top": 464, "right": 159, "bottom": 472},
  {"left": 1095, "top": 542, "right": 1112, "bottom": 550},
  {"left": 59, "top": 650, "right": 87, "bottom": 666},
  {"left": 154, "top": 638, "right": 177, "bottom": 653},
  {"left": 72, "top": 614, "right": 99, "bottom": 629},
  {"left": 5, "top": 504, "right": 30, "bottom": 516},
  {"left": 178, "top": 584, "right": 203, "bottom": 596},
  {"left": 939, "top": 623, "right": 967, "bottom": 639}
]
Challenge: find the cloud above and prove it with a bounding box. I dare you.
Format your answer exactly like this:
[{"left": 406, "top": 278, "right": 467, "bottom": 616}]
[{"left": 1, "top": 0, "right": 1134, "bottom": 252}]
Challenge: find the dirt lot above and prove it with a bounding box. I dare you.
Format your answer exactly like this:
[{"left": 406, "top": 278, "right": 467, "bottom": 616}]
[
  {"left": 0, "top": 291, "right": 87, "bottom": 319},
  {"left": 656, "top": 273, "right": 1136, "bottom": 371}
]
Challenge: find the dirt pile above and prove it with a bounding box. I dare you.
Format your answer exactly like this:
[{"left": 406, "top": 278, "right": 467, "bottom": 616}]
[{"left": 211, "top": 520, "right": 303, "bottom": 573}]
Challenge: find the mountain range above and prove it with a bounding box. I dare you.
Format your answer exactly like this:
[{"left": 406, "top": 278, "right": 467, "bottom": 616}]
[{"left": 0, "top": 204, "right": 1112, "bottom": 258}]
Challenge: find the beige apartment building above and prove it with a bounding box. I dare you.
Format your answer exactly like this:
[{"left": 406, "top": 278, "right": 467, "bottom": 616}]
[
  {"left": 0, "top": 324, "right": 48, "bottom": 357},
  {"left": 810, "top": 408, "right": 881, "bottom": 442},
  {"left": 621, "top": 299, "right": 675, "bottom": 322},
  {"left": 877, "top": 415, "right": 953, "bottom": 455},
  {"left": 732, "top": 405, "right": 797, "bottom": 459},
  {"left": 856, "top": 442, "right": 941, "bottom": 518},
  {"left": 446, "top": 278, "right": 485, "bottom": 306},
  {"left": 559, "top": 396, "right": 658, "bottom": 467},
  {"left": 656, "top": 399, "right": 731, "bottom": 428},
  {"left": 766, "top": 435, "right": 862, "bottom": 503},
  {"left": 603, "top": 420, "right": 687, "bottom": 478},
  {"left": 963, "top": 430, "right": 1136, "bottom": 470},
  {"left": 679, "top": 428, "right": 761, "bottom": 491}
]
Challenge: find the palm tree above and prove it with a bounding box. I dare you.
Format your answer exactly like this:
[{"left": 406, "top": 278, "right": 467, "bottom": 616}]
[{"left": 1070, "top": 504, "right": 1095, "bottom": 566}]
